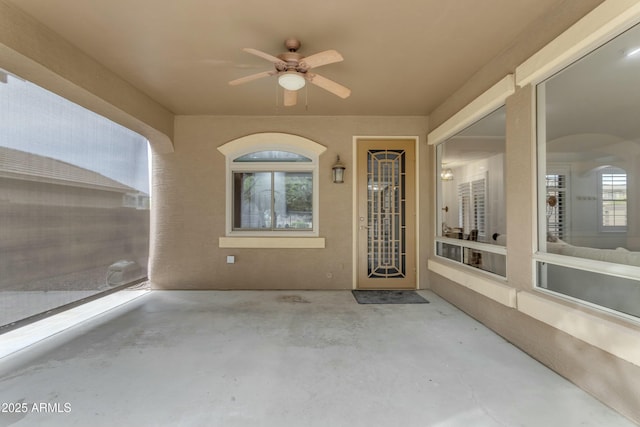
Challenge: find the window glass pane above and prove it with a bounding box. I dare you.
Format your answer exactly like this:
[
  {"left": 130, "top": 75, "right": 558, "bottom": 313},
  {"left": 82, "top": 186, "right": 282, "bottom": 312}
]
[
  {"left": 536, "top": 22, "right": 640, "bottom": 318},
  {"left": 232, "top": 171, "right": 312, "bottom": 231},
  {"left": 0, "top": 75, "right": 150, "bottom": 328},
  {"left": 233, "top": 172, "right": 272, "bottom": 229},
  {"left": 234, "top": 151, "right": 311, "bottom": 162},
  {"left": 438, "top": 106, "right": 506, "bottom": 245},
  {"left": 275, "top": 172, "right": 313, "bottom": 230},
  {"left": 537, "top": 261, "right": 640, "bottom": 318},
  {"left": 538, "top": 22, "right": 639, "bottom": 254}
]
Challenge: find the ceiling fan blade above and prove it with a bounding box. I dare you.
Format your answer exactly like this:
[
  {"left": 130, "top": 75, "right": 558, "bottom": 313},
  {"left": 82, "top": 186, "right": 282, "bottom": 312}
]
[
  {"left": 300, "top": 50, "right": 344, "bottom": 69},
  {"left": 243, "top": 48, "right": 285, "bottom": 65},
  {"left": 283, "top": 89, "right": 297, "bottom": 107},
  {"left": 228, "top": 70, "right": 274, "bottom": 86},
  {"left": 307, "top": 73, "right": 351, "bottom": 99}
]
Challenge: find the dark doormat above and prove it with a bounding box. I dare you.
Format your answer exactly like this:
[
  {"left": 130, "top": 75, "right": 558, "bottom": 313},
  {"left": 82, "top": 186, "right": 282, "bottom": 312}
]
[{"left": 352, "top": 290, "right": 429, "bottom": 304}]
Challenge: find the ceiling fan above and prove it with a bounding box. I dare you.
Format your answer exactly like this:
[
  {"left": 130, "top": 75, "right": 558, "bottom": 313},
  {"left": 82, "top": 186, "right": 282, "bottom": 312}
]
[{"left": 228, "top": 38, "right": 351, "bottom": 106}]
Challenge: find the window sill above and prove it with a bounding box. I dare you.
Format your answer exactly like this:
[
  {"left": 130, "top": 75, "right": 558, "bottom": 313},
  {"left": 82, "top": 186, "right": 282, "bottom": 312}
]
[
  {"left": 518, "top": 290, "right": 640, "bottom": 367},
  {"left": 219, "top": 236, "right": 325, "bottom": 249}
]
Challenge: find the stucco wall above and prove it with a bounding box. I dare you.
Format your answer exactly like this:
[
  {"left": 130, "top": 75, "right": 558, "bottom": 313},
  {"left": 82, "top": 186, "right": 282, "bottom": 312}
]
[
  {"left": 428, "top": 82, "right": 640, "bottom": 425},
  {"left": 427, "top": 60, "right": 640, "bottom": 427},
  {"left": 424, "top": 1, "right": 640, "bottom": 423},
  {"left": 150, "top": 115, "right": 428, "bottom": 290}
]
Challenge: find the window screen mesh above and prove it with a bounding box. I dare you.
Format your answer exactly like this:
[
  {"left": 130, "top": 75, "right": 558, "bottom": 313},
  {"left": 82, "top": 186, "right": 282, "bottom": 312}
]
[{"left": 0, "top": 75, "right": 150, "bottom": 328}]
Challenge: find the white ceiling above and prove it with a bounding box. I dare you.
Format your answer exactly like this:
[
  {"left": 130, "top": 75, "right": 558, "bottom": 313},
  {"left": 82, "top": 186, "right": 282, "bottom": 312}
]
[{"left": 7, "top": 0, "right": 568, "bottom": 116}]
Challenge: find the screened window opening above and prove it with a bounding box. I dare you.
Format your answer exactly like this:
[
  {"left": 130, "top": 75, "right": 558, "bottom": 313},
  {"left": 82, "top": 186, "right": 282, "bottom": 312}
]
[
  {"left": 0, "top": 73, "right": 150, "bottom": 329},
  {"left": 536, "top": 21, "right": 640, "bottom": 319}
]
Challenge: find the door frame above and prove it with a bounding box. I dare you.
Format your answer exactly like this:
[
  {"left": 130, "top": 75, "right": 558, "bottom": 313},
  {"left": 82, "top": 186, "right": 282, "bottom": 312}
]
[{"left": 351, "top": 136, "right": 421, "bottom": 289}]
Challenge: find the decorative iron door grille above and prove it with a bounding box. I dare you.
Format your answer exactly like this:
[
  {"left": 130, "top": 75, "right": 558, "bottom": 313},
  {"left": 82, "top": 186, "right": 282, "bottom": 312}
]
[{"left": 366, "top": 149, "right": 406, "bottom": 278}]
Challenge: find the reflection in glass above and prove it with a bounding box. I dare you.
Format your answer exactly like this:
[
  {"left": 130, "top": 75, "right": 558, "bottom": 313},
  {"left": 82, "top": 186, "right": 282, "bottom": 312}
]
[
  {"left": 536, "top": 22, "right": 640, "bottom": 318},
  {"left": 537, "top": 262, "right": 640, "bottom": 318},
  {"left": 437, "top": 106, "right": 506, "bottom": 245},
  {"left": 233, "top": 171, "right": 313, "bottom": 230},
  {"left": 538, "top": 22, "right": 640, "bottom": 256},
  {"left": 234, "top": 151, "right": 311, "bottom": 162}
]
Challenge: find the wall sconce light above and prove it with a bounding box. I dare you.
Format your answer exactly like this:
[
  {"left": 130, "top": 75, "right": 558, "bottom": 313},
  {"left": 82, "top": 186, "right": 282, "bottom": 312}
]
[
  {"left": 441, "top": 168, "right": 454, "bottom": 181},
  {"left": 332, "top": 155, "right": 346, "bottom": 184}
]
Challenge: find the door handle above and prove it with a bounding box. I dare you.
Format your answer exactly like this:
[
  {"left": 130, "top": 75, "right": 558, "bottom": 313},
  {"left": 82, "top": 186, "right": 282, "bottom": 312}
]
[{"left": 359, "top": 225, "right": 370, "bottom": 230}]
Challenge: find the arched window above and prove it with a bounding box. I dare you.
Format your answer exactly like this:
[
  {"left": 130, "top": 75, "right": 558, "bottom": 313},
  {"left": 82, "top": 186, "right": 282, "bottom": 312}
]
[{"left": 218, "top": 133, "right": 326, "bottom": 237}]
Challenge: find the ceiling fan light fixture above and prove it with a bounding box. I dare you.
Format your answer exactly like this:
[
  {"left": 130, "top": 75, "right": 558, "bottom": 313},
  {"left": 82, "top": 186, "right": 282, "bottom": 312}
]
[{"left": 278, "top": 71, "right": 306, "bottom": 91}]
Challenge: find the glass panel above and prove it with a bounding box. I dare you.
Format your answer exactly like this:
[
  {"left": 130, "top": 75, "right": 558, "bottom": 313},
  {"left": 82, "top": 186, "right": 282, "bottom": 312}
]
[
  {"left": 438, "top": 106, "right": 506, "bottom": 246},
  {"left": 367, "top": 150, "right": 406, "bottom": 278},
  {"left": 538, "top": 22, "right": 640, "bottom": 257},
  {"left": 436, "top": 241, "right": 506, "bottom": 276},
  {"left": 274, "top": 172, "right": 313, "bottom": 229},
  {"left": 462, "top": 247, "right": 506, "bottom": 276},
  {"left": 0, "top": 75, "right": 150, "bottom": 328},
  {"left": 536, "top": 22, "right": 640, "bottom": 318},
  {"left": 233, "top": 171, "right": 312, "bottom": 231},
  {"left": 233, "top": 172, "right": 272, "bottom": 229},
  {"left": 436, "top": 242, "right": 462, "bottom": 262},
  {"left": 234, "top": 151, "right": 311, "bottom": 162},
  {"left": 537, "top": 262, "right": 640, "bottom": 318}
]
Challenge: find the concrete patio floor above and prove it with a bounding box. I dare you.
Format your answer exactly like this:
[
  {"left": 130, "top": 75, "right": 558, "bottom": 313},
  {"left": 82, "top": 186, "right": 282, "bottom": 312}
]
[{"left": 0, "top": 290, "right": 636, "bottom": 427}]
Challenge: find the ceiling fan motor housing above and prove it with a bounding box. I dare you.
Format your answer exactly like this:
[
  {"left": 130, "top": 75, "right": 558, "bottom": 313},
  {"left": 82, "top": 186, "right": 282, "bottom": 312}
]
[
  {"left": 278, "top": 51, "right": 306, "bottom": 73},
  {"left": 284, "top": 38, "right": 301, "bottom": 52}
]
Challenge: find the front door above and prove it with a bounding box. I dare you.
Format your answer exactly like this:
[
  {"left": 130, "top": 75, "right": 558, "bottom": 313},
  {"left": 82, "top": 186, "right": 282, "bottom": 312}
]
[{"left": 357, "top": 139, "right": 416, "bottom": 289}]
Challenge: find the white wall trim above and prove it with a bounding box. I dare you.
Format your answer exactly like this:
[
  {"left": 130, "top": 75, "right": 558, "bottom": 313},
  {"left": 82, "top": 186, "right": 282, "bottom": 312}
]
[
  {"left": 428, "top": 259, "right": 516, "bottom": 307},
  {"left": 518, "top": 291, "right": 640, "bottom": 367},
  {"left": 217, "top": 132, "right": 327, "bottom": 158},
  {"left": 427, "top": 75, "right": 514, "bottom": 145},
  {"left": 516, "top": 0, "right": 640, "bottom": 87}
]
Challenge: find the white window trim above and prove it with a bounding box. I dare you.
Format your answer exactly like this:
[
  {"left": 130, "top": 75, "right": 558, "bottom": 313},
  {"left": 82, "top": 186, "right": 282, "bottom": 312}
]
[
  {"left": 516, "top": 0, "right": 640, "bottom": 87},
  {"left": 428, "top": 75, "right": 514, "bottom": 146},
  {"left": 217, "top": 133, "right": 327, "bottom": 244},
  {"left": 431, "top": 76, "right": 509, "bottom": 278}
]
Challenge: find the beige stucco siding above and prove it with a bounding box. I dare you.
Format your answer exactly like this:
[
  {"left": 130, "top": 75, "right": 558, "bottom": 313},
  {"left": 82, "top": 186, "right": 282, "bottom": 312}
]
[{"left": 150, "top": 115, "right": 429, "bottom": 290}]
